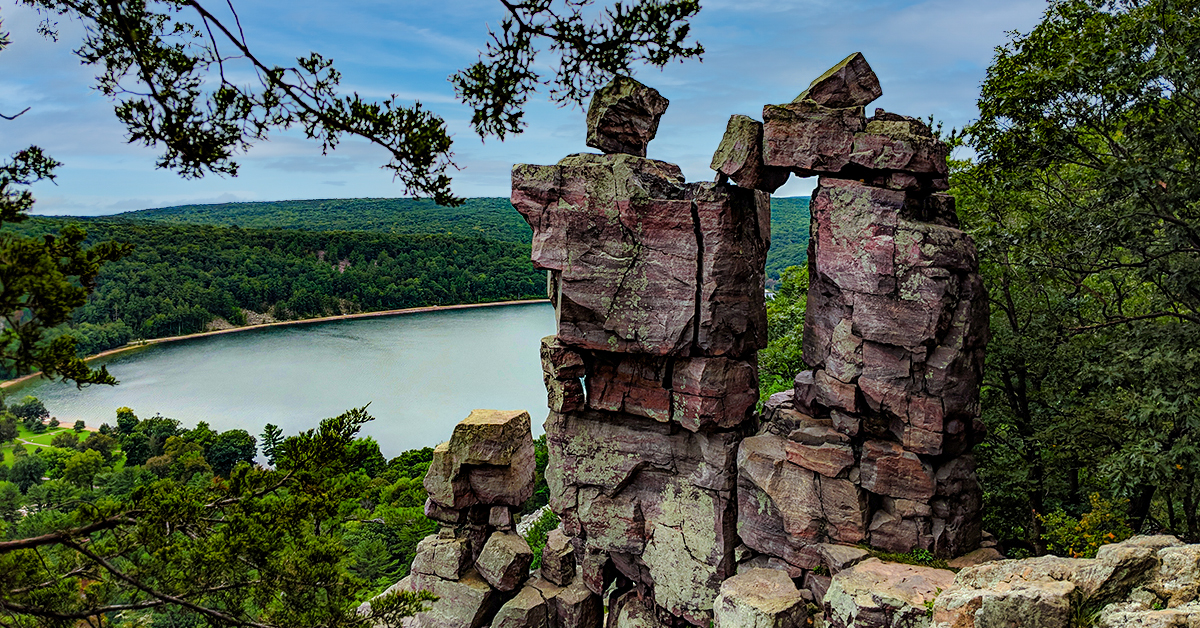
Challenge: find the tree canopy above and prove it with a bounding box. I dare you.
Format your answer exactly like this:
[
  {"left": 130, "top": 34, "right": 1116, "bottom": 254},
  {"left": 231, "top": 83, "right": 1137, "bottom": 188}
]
[{"left": 957, "top": 0, "right": 1200, "bottom": 549}]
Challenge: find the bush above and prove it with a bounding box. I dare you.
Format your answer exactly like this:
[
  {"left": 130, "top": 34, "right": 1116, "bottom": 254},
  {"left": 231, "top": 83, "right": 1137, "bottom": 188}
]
[
  {"left": 73, "top": 420, "right": 86, "bottom": 432},
  {"left": 51, "top": 431, "right": 81, "bottom": 450},
  {"left": 523, "top": 508, "right": 560, "bottom": 570},
  {"left": 1040, "top": 494, "right": 1134, "bottom": 558}
]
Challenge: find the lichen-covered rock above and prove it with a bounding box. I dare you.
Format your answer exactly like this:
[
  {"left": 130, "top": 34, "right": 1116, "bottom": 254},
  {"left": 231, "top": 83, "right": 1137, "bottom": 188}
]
[
  {"left": 607, "top": 590, "right": 670, "bottom": 627},
  {"left": 586, "top": 76, "right": 669, "bottom": 157},
  {"left": 763, "top": 101, "right": 866, "bottom": 176},
  {"left": 849, "top": 112, "right": 949, "bottom": 177},
  {"left": 713, "top": 568, "right": 809, "bottom": 628},
  {"left": 555, "top": 576, "right": 604, "bottom": 628},
  {"left": 491, "top": 582, "right": 551, "bottom": 628},
  {"left": 411, "top": 532, "right": 472, "bottom": 581},
  {"left": 425, "top": 410, "right": 538, "bottom": 511},
  {"left": 824, "top": 558, "right": 954, "bottom": 628},
  {"left": 794, "top": 52, "right": 882, "bottom": 108},
  {"left": 390, "top": 569, "right": 500, "bottom": 628},
  {"left": 931, "top": 538, "right": 1200, "bottom": 628},
  {"left": 476, "top": 531, "right": 534, "bottom": 592},
  {"left": 818, "top": 544, "right": 872, "bottom": 575},
  {"left": 513, "top": 155, "right": 768, "bottom": 358},
  {"left": 546, "top": 409, "right": 740, "bottom": 623},
  {"left": 541, "top": 527, "right": 577, "bottom": 587},
  {"left": 711, "top": 114, "right": 790, "bottom": 192}
]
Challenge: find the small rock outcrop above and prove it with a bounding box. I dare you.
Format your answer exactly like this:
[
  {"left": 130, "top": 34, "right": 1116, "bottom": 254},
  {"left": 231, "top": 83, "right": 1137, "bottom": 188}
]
[
  {"left": 933, "top": 536, "right": 1200, "bottom": 628},
  {"left": 713, "top": 569, "right": 809, "bottom": 628},
  {"left": 585, "top": 76, "right": 670, "bottom": 157},
  {"left": 824, "top": 558, "right": 953, "bottom": 628},
  {"left": 381, "top": 409, "right": 601, "bottom": 628}
]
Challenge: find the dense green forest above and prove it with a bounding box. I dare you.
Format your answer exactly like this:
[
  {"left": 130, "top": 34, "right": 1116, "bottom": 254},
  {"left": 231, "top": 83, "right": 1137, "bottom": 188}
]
[
  {"left": 104, "top": 197, "right": 536, "bottom": 244},
  {"left": 93, "top": 195, "right": 810, "bottom": 280},
  {"left": 3, "top": 218, "right": 546, "bottom": 364},
  {"left": 0, "top": 398, "right": 555, "bottom": 625},
  {"left": 764, "top": 197, "right": 810, "bottom": 282}
]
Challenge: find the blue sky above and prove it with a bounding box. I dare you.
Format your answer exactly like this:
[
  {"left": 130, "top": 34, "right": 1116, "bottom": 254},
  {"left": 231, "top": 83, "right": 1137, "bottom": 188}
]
[{"left": 1, "top": 0, "right": 1047, "bottom": 215}]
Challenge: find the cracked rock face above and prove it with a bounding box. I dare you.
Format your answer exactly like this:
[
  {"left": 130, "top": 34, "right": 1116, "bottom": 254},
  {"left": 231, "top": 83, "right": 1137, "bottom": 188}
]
[
  {"left": 544, "top": 409, "right": 742, "bottom": 624},
  {"left": 511, "top": 54, "right": 989, "bottom": 628},
  {"left": 513, "top": 153, "right": 769, "bottom": 358}
]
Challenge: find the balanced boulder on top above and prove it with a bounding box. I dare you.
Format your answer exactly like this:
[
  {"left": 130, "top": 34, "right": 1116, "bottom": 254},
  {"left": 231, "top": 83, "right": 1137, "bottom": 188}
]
[{"left": 585, "top": 75, "right": 669, "bottom": 157}]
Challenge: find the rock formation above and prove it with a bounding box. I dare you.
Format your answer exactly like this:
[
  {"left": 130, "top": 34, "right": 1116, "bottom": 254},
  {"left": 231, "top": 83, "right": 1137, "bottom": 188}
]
[
  {"left": 383, "top": 409, "right": 602, "bottom": 628},
  {"left": 716, "top": 54, "right": 988, "bottom": 597},
  {"left": 494, "top": 53, "right": 984, "bottom": 627},
  {"left": 514, "top": 72, "right": 768, "bottom": 624},
  {"left": 934, "top": 536, "right": 1200, "bottom": 628}
]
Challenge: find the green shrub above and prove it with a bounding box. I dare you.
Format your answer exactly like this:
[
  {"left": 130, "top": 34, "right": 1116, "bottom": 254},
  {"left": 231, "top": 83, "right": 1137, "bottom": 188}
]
[
  {"left": 524, "top": 508, "right": 560, "bottom": 570},
  {"left": 1040, "top": 494, "right": 1133, "bottom": 558}
]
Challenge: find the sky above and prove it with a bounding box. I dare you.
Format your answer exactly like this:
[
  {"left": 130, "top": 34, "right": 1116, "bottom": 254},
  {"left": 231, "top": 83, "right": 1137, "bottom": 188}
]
[{"left": 1, "top": 0, "right": 1048, "bottom": 216}]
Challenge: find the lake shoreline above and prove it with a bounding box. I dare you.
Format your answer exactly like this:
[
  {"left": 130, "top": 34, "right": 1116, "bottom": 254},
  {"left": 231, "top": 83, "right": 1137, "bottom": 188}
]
[{"left": 2, "top": 298, "right": 549, "bottom": 390}]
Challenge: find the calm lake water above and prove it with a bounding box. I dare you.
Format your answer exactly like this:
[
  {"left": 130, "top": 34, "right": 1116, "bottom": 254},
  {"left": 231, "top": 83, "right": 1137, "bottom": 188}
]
[{"left": 11, "top": 302, "right": 556, "bottom": 457}]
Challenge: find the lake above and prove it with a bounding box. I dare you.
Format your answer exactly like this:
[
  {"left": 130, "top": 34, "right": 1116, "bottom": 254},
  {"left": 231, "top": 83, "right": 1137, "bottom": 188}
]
[{"left": 10, "top": 302, "right": 557, "bottom": 458}]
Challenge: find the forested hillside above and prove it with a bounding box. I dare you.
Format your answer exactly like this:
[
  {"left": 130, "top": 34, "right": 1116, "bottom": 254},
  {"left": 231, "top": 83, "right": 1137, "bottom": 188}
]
[
  {"left": 7, "top": 195, "right": 808, "bottom": 368},
  {"left": 104, "top": 197, "right": 534, "bottom": 243},
  {"left": 8, "top": 218, "right": 545, "bottom": 362},
  {"left": 766, "top": 197, "right": 810, "bottom": 281},
  {"left": 98, "top": 194, "right": 811, "bottom": 279}
]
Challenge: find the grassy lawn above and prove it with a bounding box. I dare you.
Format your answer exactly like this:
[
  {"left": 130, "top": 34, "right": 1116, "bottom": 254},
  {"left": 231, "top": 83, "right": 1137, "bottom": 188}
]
[{"left": 2, "top": 422, "right": 97, "bottom": 466}]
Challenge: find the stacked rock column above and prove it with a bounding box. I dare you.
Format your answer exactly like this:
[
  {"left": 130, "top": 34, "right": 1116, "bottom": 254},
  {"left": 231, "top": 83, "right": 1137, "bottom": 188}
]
[
  {"left": 710, "top": 53, "right": 989, "bottom": 595},
  {"left": 390, "top": 409, "right": 601, "bottom": 628},
  {"left": 514, "top": 77, "right": 769, "bottom": 626}
]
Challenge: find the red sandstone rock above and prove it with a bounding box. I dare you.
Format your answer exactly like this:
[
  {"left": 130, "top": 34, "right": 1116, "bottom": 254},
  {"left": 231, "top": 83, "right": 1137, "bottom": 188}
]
[
  {"left": 784, "top": 439, "right": 854, "bottom": 478},
  {"left": 586, "top": 76, "right": 669, "bottom": 157},
  {"left": 795, "top": 52, "right": 882, "bottom": 108},
  {"left": 514, "top": 155, "right": 769, "bottom": 359},
  {"left": 541, "top": 527, "right": 577, "bottom": 587},
  {"left": 693, "top": 182, "right": 772, "bottom": 356},
  {"left": 476, "top": 531, "right": 534, "bottom": 592},
  {"left": 762, "top": 101, "right": 866, "bottom": 175},
  {"left": 512, "top": 153, "right": 695, "bottom": 355},
  {"left": 859, "top": 440, "right": 935, "bottom": 501},
  {"left": 713, "top": 568, "right": 809, "bottom": 628},
  {"left": 711, "top": 114, "right": 790, "bottom": 192},
  {"left": 545, "top": 409, "right": 740, "bottom": 621},
  {"left": 818, "top": 476, "right": 870, "bottom": 544},
  {"left": 810, "top": 179, "right": 903, "bottom": 296}
]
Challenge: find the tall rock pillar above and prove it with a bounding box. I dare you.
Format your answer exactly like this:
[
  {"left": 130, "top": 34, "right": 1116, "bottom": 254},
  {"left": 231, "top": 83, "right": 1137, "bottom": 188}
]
[
  {"left": 711, "top": 53, "right": 989, "bottom": 590},
  {"left": 514, "top": 77, "right": 768, "bottom": 626}
]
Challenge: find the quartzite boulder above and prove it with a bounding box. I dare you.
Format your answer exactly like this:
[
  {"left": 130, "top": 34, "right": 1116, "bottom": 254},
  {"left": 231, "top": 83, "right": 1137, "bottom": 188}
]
[
  {"left": 713, "top": 569, "right": 809, "bottom": 628},
  {"left": 476, "top": 531, "right": 534, "bottom": 592},
  {"left": 932, "top": 537, "right": 1200, "bottom": 628},
  {"left": 411, "top": 532, "right": 473, "bottom": 581},
  {"left": 824, "top": 558, "right": 954, "bottom": 628},
  {"left": 711, "top": 114, "right": 790, "bottom": 192},
  {"left": 542, "top": 527, "right": 577, "bottom": 587},
  {"left": 392, "top": 569, "right": 500, "bottom": 628},
  {"left": 424, "top": 410, "right": 537, "bottom": 513},
  {"left": 491, "top": 583, "right": 550, "bottom": 628},
  {"left": 586, "top": 76, "right": 669, "bottom": 157},
  {"left": 794, "top": 52, "right": 882, "bottom": 108},
  {"left": 763, "top": 100, "right": 866, "bottom": 176},
  {"left": 545, "top": 409, "right": 741, "bottom": 623}
]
